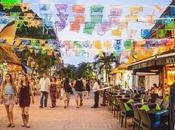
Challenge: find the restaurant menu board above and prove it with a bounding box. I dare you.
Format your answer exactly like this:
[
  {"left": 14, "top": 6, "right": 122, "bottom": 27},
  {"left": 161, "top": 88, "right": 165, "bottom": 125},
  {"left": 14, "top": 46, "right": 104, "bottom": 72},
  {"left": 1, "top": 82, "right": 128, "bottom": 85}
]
[
  {"left": 0, "top": 0, "right": 21, "bottom": 4},
  {"left": 170, "top": 86, "right": 175, "bottom": 130}
]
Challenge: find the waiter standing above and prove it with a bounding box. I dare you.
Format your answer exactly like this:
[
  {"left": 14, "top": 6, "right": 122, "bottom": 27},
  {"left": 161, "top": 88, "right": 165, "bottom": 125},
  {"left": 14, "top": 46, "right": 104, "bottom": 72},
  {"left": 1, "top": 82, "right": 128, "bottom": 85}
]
[{"left": 91, "top": 79, "right": 100, "bottom": 108}]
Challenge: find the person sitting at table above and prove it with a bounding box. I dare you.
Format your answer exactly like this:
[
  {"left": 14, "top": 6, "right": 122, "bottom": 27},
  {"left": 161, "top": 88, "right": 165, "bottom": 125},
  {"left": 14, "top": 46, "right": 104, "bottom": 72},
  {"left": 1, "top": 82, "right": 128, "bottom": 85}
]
[
  {"left": 164, "top": 83, "right": 170, "bottom": 97},
  {"left": 137, "top": 83, "right": 145, "bottom": 94}
]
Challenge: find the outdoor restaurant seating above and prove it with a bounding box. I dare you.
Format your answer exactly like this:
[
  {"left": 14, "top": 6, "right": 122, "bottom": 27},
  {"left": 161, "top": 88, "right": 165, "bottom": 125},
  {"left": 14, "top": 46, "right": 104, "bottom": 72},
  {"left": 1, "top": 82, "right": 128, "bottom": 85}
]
[
  {"left": 138, "top": 109, "right": 168, "bottom": 130},
  {"left": 131, "top": 104, "right": 141, "bottom": 130},
  {"left": 105, "top": 89, "right": 169, "bottom": 130},
  {"left": 118, "top": 100, "right": 134, "bottom": 128},
  {"left": 154, "top": 98, "right": 163, "bottom": 106}
]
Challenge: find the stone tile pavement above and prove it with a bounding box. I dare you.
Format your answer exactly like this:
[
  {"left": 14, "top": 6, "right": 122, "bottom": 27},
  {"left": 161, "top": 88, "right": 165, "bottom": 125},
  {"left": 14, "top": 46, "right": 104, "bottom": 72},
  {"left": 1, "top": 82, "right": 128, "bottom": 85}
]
[{"left": 0, "top": 94, "right": 132, "bottom": 130}]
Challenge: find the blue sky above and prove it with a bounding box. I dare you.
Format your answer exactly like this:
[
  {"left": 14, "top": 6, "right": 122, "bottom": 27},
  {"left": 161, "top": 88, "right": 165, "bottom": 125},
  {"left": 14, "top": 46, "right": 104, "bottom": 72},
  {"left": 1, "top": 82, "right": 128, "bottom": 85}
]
[{"left": 23, "top": 0, "right": 172, "bottom": 66}]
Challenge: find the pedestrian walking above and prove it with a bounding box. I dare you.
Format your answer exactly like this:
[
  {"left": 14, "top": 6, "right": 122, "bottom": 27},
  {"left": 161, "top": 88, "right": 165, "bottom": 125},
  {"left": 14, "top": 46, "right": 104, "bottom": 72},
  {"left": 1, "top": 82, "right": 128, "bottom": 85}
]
[
  {"left": 63, "top": 78, "right": 72, "bottom": 109},
  {"left": 0, "top": 73, "right": 17, "bottom": 128},
  {"left": 39, "top": 73, "right": 50, "bottom": 108},
  {"left": 85, "top": 80, "right": 91, "bottom": 99},
  {"left": 74, "top": 77, "right": 84, "bottom": 108},
  {"left": 50, "top": 77, "right": 57, "bottom": 108},
  {"left": 17, "top": 74, "right": 34, "bottom": 128}
]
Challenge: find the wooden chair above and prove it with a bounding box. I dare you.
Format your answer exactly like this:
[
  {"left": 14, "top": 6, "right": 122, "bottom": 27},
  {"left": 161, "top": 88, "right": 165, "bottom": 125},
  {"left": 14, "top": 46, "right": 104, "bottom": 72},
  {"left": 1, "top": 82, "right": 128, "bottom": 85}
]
[
  {"left": 138, "top": 109, "right": 168, "bottom": 130},
  {"left": 131, "top": 104, "right": 141, "bottom": 130},
  {"left": 118, "top": 100, "right": 134, "bottom": 128}
]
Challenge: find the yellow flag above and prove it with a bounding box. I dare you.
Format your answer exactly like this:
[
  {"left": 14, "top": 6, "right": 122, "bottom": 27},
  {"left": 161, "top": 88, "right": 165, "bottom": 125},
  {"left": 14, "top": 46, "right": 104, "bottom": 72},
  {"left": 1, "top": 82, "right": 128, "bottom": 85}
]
[
  {"left": 154, "top": 5, "right": 164, "bottom": 12},
  {"left": 93, "top": 40, "right": 101, "bottom": 49},
  {"left": 125, "top": 15, "right": 138, "bottom": 22},
  {"left": 130, "top": 6, "right": 144, "bottom": 15},
  {"left": 103, "top": 40, "right": 111, "bottom": 48},
  {"left": 112, "top": 28, "right": 122, "bottom": 36}
]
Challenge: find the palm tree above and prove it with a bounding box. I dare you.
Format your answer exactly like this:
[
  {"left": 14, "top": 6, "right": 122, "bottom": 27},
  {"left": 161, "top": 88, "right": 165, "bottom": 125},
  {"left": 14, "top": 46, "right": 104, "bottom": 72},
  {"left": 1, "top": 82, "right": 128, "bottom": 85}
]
[
  {"left": 94, "top": 52, "right": 120, "bottom": 83},
  {"left": 76, "top": 62, "right": 95, "bottom": 79},
  {"left": 56, "top": 65, "right": 76, "bottom": 79}
]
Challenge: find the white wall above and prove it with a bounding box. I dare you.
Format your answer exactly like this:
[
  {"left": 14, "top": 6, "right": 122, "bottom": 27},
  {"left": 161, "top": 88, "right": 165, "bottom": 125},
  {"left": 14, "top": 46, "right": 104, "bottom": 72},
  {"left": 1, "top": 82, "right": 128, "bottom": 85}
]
[
  {"left": 145, "top": 75, "right": 159, "bottom": 90},
  {"left": 122, "top": 71, "right": 133, "bottom": 89}
]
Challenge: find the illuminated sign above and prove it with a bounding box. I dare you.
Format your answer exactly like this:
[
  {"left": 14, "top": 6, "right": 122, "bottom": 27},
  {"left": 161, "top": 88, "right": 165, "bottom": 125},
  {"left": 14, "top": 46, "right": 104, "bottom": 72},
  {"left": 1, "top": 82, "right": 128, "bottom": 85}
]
[{"left": 166, "top": 56, "right": 175, "bottom": 64}]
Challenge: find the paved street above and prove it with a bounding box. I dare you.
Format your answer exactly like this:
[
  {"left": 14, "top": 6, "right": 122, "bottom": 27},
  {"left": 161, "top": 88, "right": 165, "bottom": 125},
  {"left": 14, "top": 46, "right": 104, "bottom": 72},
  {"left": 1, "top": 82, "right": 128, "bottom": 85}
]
[{"left": 0, "top": 94, "right": 131, "bottom": 130}]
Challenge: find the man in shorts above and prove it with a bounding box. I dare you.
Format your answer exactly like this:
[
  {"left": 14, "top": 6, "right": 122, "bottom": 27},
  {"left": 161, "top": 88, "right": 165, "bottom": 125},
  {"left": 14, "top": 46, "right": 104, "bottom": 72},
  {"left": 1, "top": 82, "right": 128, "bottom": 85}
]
[{"left": 74, "top": 77, "right": 84, "bottom": 108}]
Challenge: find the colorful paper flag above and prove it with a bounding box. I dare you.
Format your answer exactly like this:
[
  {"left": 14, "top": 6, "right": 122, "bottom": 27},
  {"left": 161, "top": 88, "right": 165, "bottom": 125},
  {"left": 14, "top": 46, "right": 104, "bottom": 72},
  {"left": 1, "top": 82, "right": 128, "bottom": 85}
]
[
  {"left": 103, "top": 40, "right": 112, "bottom": 49},
  {"left": 83, "top": 22, "right": 96, "bottom": 34},
  {"left": 39, "top": 4, "right": 50, "bottom": 11},
  {"left": 74, "top": 15, "right": 85, "bottom": 24},
  {"left": 165, "top": 21, "right": 175, "bottom": 30},
  {"left": 157, "top": 29, "right": 167, "bottom": 38},
  {"left": 125, "top": 15, "right": 138, "bottom": 22},
  {"left": 109, "top": 5, "right": 122, "bottom": 16},
  {"left": 10, "top": 12, "right": 20, "bottom": 19},
  {"left": 154, "top": 5, "right": 164, "bottom": 12},
  {"left": 70, "top": 21, "right": 81, "bottom": 32},
  {"left": 130, "top": 6, "right": 143, "bottom": 15},
  {"left": 40, "top": 13, "right": 52, "bottom": 21},
  {"left": 93, "top": 40, "right": 101, "bottom": 49},
  {"left": 112, "top": 28, "right": 122, "bottom": 36},
  {"left": 91, "top": 15, "right": 103, "bottom": 24},
  {"left": 114, "top": 39, "right": 122, "bottom": 52},
  {"left": 144, "top": 15, "right": 155, "bottom": 24},
  {"left": 141, "top": 29, "right": 151, "bottom": 38},
  {"left": 124, "top": 39, "right": 134, "bottom": 50},
  {"left": 90, "top": 5, "right": 104, "bottom": 15},
  {"left": 55, "top": 4, "right": 68, "bottom": 12},
  {"left": 72, "top": 5, "right": 85, "bottom": 13},
  {"left": 170, "top": 6, "right": 175, "bottom": 16}
]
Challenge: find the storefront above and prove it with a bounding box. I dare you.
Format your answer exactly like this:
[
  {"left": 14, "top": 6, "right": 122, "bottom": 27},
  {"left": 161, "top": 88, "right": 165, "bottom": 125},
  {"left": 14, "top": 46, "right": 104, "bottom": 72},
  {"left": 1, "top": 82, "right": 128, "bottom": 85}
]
[
  {"left": 0, "top": 45, "right": 22, "bottom": 77},
  {"left": 110, "top": 64, "right": 133, "bottom": 89},
  {"left": 129, "top": 49, "right": 175, "bottom": 95},
  {"left": 128, "top": 56, "right": 162, "bottom": 90},
  {"left": 156, "top": 50, "right": 175, "bottom": 95}
]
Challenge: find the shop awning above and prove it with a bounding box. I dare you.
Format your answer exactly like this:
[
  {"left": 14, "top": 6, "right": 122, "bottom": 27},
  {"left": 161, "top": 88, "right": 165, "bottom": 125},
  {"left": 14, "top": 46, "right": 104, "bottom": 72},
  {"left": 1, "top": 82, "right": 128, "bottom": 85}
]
[
  {"left": 157, "top": 49, "right": 175, "bottom": 65},
  {"left": 110, "top": 64, "right": 128, "bottom": 74},
  {"left": 0, "top": 21, "right": 16, "bottom": 39},
  {"left": 128, "top": 56, "right": 156, "bottom": 70},
  {"left": 0, "top": 45, "right": 20, "bottom": 65}
]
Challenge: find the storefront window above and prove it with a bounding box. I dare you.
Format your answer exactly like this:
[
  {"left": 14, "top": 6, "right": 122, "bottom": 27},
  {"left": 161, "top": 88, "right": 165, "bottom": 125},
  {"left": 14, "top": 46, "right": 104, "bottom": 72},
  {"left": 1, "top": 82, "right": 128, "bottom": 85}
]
[
  {"left": 167, "top": 70, "right": 175, "bottom": 85},
  {"left": 167, "top": 64, "right": 175, "bottom": 86}
]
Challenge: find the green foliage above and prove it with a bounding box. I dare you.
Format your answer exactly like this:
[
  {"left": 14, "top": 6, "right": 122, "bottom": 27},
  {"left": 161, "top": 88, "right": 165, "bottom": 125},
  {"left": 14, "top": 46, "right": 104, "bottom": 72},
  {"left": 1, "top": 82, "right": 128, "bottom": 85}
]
[
  {"left": 76, "top": 62, "right": 95, "bottom": 79},
  {"left": 94, "top": 52, "right": 119, "bottom": 74},
  {"left": 21, "top": 48, "right": 56, "bottom": 71},
  {"left": 55, "top": 62, "right": 95, "bottom": 79},
  {"left": 94, "top": 52, "right": 119, "bottom": 82},
  {"left": 56, "top": 65, "right": 76, "bottom": 79}
]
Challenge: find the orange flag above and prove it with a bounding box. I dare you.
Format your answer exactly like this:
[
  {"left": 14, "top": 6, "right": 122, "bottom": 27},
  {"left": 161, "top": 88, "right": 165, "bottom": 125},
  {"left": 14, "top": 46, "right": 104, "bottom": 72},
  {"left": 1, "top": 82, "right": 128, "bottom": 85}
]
[
  {"left": 72, "top": 5, "right": 85, "bottom": 13},
  {"left": 70, "top": 22, "right": 81, "bottom": 32},
  {"left": 74, "top": 15, "right": 85, "bottom": 24}
]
